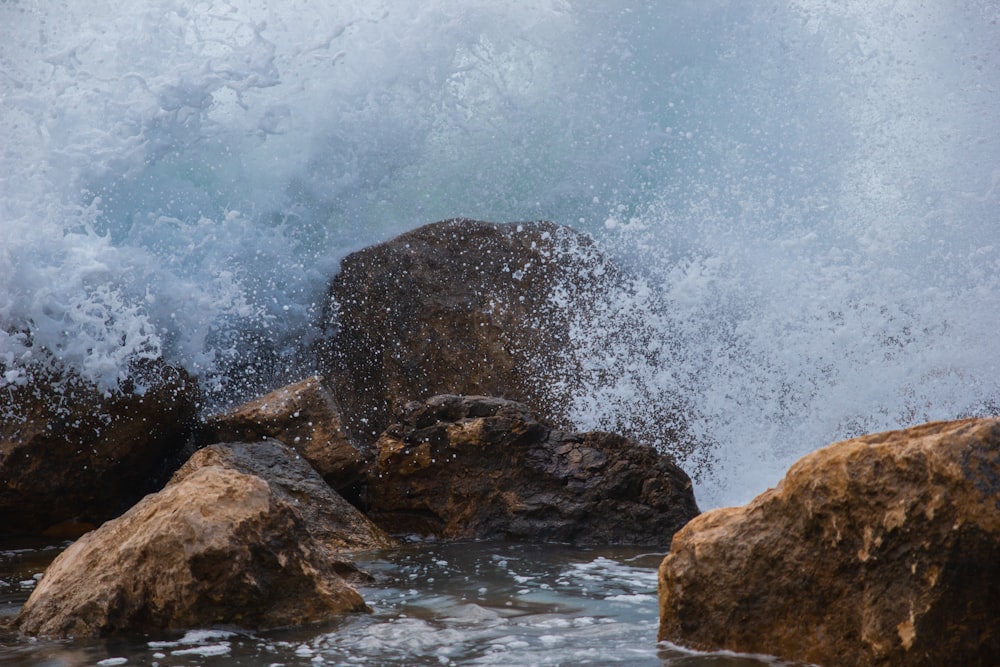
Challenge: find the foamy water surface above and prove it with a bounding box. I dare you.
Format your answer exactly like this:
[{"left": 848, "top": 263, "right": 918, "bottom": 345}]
[{"left": 1, "top": 541, "right": 812, "bottom": 666}]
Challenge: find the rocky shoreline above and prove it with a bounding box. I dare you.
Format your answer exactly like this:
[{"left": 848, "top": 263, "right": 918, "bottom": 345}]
[
  {"left": 2, "top": 219, "right": 998, "bottom": 666},
  {"left": 2, "top": 219, "right": 699, "bottom": 636}
]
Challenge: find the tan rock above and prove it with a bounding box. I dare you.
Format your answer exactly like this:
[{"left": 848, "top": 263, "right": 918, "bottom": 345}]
[
  {"left": 658, "top": 418, "right": 1000, "bottom": 667},
  {"left": 16, "top": 464, "right": 368, "bottom": 639},
  {"left": 367, "top": 394, "right": 699, "bottom": 546},
  {"left": 202, "top": 376, "right": 369, "bottom": 502},
  {"left": 1, "top": 360, "right": 199, "bottom": 537},
  {"left": 171, "top": 439, "right": 395, "bottom": 552}
]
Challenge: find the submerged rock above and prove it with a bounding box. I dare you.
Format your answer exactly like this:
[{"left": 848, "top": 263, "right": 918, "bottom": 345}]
[
  {"left": 316, "top": 219, "right": 620, "bottom": 444},
  {"left": 0, "top": 360, "right": 199, "bottom": 537},
  {"left": 202, "top": 376, "right": 370, "bottom": 504},
  {"left": 16, "top": 439, "right": 386, "bottom": 639},
  {"left": 367, "top": 394, "right": 699, "bottom": 546},
  {"left": 658, "top": 418, "right": 1000, "bottom": 667}
]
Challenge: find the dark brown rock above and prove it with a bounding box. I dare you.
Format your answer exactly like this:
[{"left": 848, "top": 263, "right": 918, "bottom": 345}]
[
  {"left": 171, "top": 439, "right": 395, "bottom": 553},
  {"left": 366, "top": 394, "right": 699, "bottom": 546},
  {"left": 202, "top": 376, "right": 370, "bottom": 503},
  {"left": 0, "top": 360, "right": 199, "bottom": 537},
  {"left": 15, "top": 464, "right": 369, "bottom": 639},
  {"left": 315, "top": 219, "right": 622, "bottom": 444},
  {"left": 658, "top": 418, "right": 1000, "bottom": 667}
]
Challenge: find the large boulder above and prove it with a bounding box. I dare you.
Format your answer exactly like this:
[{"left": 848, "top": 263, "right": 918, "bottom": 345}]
[
  {"left": 202, "top": 376, "right": 370, "bottom": 504},
  {"left": 315, "top": 219, "right": 622, "bottom": 445},
  {"left": 15, "top": 439, "right": 389, "bottom": 639},
  {"left": 366, "top": 394, "right": 699, "bottom": 546},
  {"left": 0, "top": 360, "right": 199, "bottom": 537},
  {"left": 657, "top": 418, "right": 1000, "bottom": 667}
]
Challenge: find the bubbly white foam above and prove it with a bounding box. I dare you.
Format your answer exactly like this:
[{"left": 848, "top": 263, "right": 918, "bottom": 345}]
[{"left": 2, "top": 0, "right": 998, "bottom": 506}]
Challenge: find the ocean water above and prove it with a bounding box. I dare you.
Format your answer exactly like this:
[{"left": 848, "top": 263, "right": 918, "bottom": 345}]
[
  {"left": 1, "top": 2, "right": 999, "bottom": 662},
  {"left": 1, "top": 541, "right": 812, "bottom": 666}
]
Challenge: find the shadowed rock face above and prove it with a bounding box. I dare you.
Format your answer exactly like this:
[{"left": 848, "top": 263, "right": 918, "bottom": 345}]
[
  {"left": 315, "top": 218, "right": 620, "bottom": 445},
  {"left": 315, "top": 218, "right": 713, "bottom": 477},
  {"left": 367, "top": 394, "right": 699, "bottom": 546},
  {"left": 658, "top": 417, "right": 1000, "bottom": 667},
  {"left": 0, "top": 360, "right": 199, "bottom": 537},
  {"left": 16, "top": 439, "right": 387, "bottom": 639}
]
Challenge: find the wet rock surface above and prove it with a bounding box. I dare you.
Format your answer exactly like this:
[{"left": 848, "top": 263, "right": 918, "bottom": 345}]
[
  {"left": 367, "top": 394, "right": 699, "bottom": 546},
  {"left": 315, "top": 219, "right": 621, "bottom": 444},
  {"left": 202, "top": 376, "right": 370, "bottom": 503},
  {"left": 172, "top": 439, "right": 395, "bottom": 553},
  {"left": 658, "top": 417, "right": 1000, "bottom": 667},
  {"left": 15, "top": 441, "right": 383, "bottom": 638},
  {"left": 0, "top": 360, "right": 199, "bottom": 537}
]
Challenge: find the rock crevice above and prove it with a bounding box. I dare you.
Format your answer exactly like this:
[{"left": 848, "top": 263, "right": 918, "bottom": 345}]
[{"left": 368, "top": 394, "right": 699, "bottom": 546}]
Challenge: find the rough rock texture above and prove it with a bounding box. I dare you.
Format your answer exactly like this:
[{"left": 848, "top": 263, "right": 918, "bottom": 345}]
[
  {"left": 202, "top": 376, "right": 370, "bottom": 503},
  {"left": 658, "top": 418, "right": 1000, "bottom": 667},
  {"left": 0, "top": 360, "right": 199, "bottom": 537},
  {"left": 171, "top": 439, "right": 395, "bottom": 553},
  {"left": 367, "top": 394, "right": 699, "bottom": 546},
  {"left": 16, "top": 450, "right": 377, "bottom": 638},
  {"left": 315, "top": 219, "right": 622, "bottom": 444}
]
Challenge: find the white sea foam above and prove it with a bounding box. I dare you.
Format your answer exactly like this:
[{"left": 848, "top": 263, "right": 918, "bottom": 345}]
[
  {"left": 147, "top": 628, "right": 237, "bottom": 649},
  {"left": 171, "top": 642, "right": 233, "bottom": 657},
  {"left": 2, "top": 0, "right": 998, "bottom": 507}
]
